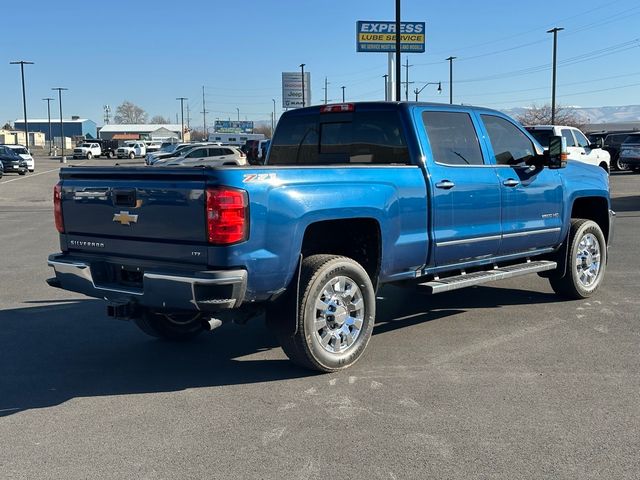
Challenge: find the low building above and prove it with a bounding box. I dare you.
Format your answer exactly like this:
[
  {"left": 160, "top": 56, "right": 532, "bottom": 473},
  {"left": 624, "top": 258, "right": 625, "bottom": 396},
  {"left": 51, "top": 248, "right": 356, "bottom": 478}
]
[
  {"left": 14, "top": 117, "right": 97, "bottom": 141},
  {"left": 99, "top": 124, "right": 187, "bottom": 142},
  {"left": 0, "top": 129, "right": 46, "bottom": 148},
  {"left": 583, "top": 122, "right": 640, "bottom": 134}
]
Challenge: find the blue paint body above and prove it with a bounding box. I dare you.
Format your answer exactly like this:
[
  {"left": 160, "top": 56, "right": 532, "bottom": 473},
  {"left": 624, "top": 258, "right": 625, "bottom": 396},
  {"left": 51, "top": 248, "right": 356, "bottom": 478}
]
[{"left": 51, "top": 103, "right": 611, "bottom": 308}]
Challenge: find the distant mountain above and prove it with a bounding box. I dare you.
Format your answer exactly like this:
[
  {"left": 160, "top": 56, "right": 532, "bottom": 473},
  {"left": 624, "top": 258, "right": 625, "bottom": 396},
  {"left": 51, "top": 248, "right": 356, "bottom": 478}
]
[{"left": 504, "top": 105, "right": 640, "bottom": 124}]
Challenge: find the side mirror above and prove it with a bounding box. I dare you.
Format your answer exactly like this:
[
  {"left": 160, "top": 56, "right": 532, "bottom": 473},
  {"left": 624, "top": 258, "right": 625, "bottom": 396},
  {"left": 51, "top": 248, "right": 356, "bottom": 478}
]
[{"left": 546, "top": 135, "right": 567, "bottom": 169}]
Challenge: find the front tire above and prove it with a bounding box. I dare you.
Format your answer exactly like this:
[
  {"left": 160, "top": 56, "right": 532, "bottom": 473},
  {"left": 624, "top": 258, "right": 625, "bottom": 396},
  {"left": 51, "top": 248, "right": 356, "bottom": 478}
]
[
  {"left": 269, "top": 255, "right": 376, "bottom": 372},
  {"left": 549, "top": 219, "right": 607, "bottom": 299},
  {"left": 129, "top": 152, "right": 135, "bottom": 159},
  {"left": 614, "top": 156, "right": 628, "bottom": 171},
  {"left": 86, "top": 152, "right": 93, "bottom": 159},
  {"left": 134, "top": 310, "right": 204, "bottom": 341}
]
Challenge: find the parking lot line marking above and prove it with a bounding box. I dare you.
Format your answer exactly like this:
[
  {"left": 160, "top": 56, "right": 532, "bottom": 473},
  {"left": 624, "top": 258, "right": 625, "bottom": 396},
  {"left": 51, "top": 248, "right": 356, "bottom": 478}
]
[{"left": 0, "top": 162, "right": 88, "bottom": 185}]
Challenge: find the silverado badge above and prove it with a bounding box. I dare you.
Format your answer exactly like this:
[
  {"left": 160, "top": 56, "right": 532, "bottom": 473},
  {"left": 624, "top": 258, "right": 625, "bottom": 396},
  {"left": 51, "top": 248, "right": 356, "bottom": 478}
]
[{"left": 113, "top": 211, "right": 139, "bottom": 225}]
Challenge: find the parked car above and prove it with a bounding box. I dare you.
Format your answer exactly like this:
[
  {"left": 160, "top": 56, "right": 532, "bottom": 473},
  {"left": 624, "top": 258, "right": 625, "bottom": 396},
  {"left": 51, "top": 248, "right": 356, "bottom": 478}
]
[
  {"left": 116, "top": 141, "right": 147, "bottom": 159},
  {"left": 4, "top": 144, "right": 35, "bottom": 172},
  {"left": 0, "top": 146, "right": 28, "bottom": 175},
  {"left": 73, "top": 142, "right": 102, "bottom": 159},
  {"left": 0, "top": 156, "right": 4, "bottom": 178},
  {"left": 619, "top": 133, "right": 640, "bottom": 172},
  {"left": 526, "top": 125, "right": 610, "bottom": 173},
  {"left": 588, "top": 131, "right": 637, "bottom": 171},
  {"left": 144, "top": 140, "right": 163, "bottom": 153},
  {"left": 257, "top": 139, "right": 270, "bottom": 164},
  {"left": 159, "top": 146, "right": 246, "bottom": 167},
  {"left": 147, "top": 143, "right": 215, "bottom": 165}
]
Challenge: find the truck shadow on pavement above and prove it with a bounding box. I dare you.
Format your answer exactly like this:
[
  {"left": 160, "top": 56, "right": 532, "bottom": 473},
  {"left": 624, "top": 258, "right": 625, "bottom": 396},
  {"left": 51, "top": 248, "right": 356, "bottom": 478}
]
[
  {"left": 610, "top": 194, "right": 640, "bottom": 213},
  {"left": 0, "top": 285, "right": 561, "bottom": 417}
]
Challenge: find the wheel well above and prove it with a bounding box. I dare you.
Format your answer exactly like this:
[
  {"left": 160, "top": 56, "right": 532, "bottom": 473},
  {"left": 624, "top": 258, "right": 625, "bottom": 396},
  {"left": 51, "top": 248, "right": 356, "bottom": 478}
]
[
  {"left": 571, "top": 197, "right": 609, "bottom": 240},
  {"left": 599, "top": 161, "right": 609, "bottom": 173},
  {"left": 301, "top": 218, "right": 381, "bottom": 282}
]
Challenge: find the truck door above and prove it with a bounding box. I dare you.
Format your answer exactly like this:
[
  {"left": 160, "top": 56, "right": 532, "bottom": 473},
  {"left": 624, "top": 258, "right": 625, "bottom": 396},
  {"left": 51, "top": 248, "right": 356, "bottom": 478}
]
[
  {"left": 419, "top": 109, "right": 502, "bottom": 267},
  {"left": 478, "top": 114, "right": 563, "bottom": 254}
]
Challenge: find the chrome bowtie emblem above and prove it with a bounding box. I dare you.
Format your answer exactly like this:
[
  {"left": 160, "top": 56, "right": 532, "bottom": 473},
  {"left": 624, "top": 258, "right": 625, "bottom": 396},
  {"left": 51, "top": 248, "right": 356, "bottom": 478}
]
[{"left": 113, "top": 211, "right": 139, "bottom": 225}]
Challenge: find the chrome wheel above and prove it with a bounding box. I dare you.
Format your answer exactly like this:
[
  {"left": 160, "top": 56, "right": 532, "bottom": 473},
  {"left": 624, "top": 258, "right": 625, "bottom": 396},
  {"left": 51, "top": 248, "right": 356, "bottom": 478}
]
[
  {"left": 575, "top": 233, "right": 601, "bottom": 287},
  {"left": 313, "top": 276, "right": 365, "bottom": 354}
]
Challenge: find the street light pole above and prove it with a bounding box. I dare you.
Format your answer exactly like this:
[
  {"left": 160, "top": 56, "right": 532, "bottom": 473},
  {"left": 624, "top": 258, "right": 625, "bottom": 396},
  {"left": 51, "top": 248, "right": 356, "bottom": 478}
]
[
  {"left": 547, "top": 27, "right": 564, "bottom": 125},
  {"left": 43, "top": 97, "right": 54, "bottom": 155},
  {"left": 52, "top": 87, "right": 68, "bottom": 163},
  {"left": 414, "top": 82, "right": 442, "bottom": 102},
  {"left": 383, "top": 74, "right": 388, "bottom": 101},
  {"left": 341, "top": 86, "right": 346, "bottom": 103},
  {"left": 299, "top": 63, "right": 306, "bottom": 107},
  {"left": 404, "top": 57, "right": 413, "bottom": 101},
  {"left": 236, "top": 107, "right": 240, "bottom": 122},
  {"left": 176, "top": 97, "right": 187, "bottom": 141},
  {"left": 446, "top": 56, "right": 456, "bottom": 104},
  {"left": 10, "top": 60, "right": 34, "bottom": 150}
]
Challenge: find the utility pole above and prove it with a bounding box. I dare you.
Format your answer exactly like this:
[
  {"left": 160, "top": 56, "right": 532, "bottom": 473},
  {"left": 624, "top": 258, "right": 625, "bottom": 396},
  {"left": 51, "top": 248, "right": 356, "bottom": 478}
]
[
  {"left": 52, "top": 87, "right": 68, "bottom": 163},
  {"left": 272, "top": 99, "right": 276, "bottom": 136},
  {"left": 323, "top": 77, "right": 329, "bottom": 104},
  {"left": 43, "top": 97, "right": 54, "bottom": 155},
  {"left": 446, "top": 56, "right": 457, "bottom": 104},
  {"left": 236, "top": 107, "right": 240, "bottom": 122},
  {"left": 202, "top": 86, "right": 208, "bottom": 140},
  {"left": 547, "top": 27, "right": 564, "bottom": 125},
  {"left": 383, "top": 74, "right": 388, "bottom": 101},
  {"left": 186, "top": 104, "right": 191, "bottom": 130},
  {"left": 395, "top": 0, "right": 401, "bottom": 101},
  {"left": 300, "top": 63, "right": 306, "bottom": 107},
  {"left": 341, "top": 86, "right": 346, "bottom": 103},
  {"left": 176, "top": 97, "right": 187, "bottom": 141},
  {"left": 10, "top": 60, "right": 34, "bottom": 150},
  {"left": 404, "top": 57, "right": 414, "bottom": 101}
]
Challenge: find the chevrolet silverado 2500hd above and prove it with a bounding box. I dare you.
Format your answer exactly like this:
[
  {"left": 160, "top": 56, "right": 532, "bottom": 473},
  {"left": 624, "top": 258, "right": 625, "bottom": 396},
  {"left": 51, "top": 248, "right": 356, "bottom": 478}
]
[{"left": 48, "top": 102, "right": 614, "bottom": 372}]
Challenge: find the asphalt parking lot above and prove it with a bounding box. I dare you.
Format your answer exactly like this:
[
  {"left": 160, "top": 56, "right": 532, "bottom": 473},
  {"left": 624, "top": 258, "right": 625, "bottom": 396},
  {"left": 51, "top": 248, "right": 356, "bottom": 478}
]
[{"left": 0, "top": 155, "right": 638, "bottom": 479}]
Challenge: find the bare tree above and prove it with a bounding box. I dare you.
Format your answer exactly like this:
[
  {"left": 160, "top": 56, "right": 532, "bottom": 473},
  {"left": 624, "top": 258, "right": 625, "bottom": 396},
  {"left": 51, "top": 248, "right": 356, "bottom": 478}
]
[
  {"left": 253, "top": 125, "right": 272, "bottom": 138},
  {"left": 2, "top": 122, "right": 12, "bottom": 130},
  {"left": 114, "top": 101, "right": 148, "bottom": 124},
  {"left": 516, "top": 104, "right": 587, "bottom": 129},
  {"left": 149, "top": 115, "right": 170, "bottom": 124},
  {"left": 188, "top": 128, "right": 208, "bottom": 141}
]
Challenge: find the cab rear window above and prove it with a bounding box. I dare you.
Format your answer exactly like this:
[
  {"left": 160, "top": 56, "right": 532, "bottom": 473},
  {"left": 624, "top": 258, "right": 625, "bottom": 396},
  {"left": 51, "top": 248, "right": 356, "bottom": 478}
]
[{"left": 269, "top": 110, "right": 409, "bottom": 165}]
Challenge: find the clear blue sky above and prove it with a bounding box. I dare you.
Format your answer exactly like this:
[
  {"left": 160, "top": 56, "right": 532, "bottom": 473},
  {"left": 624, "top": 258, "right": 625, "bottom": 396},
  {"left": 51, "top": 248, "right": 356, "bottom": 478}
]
[{"left": 2, "top": 0, "right": 639, "bottom": 127}]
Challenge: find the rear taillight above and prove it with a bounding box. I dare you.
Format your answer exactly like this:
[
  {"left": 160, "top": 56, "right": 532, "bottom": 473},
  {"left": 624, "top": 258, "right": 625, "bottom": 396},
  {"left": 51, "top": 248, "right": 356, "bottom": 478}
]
[
  {"left": 54, "top": 183, "right": 64, "bottom": 233},
  {"left": 206, "top": 187, "right": 248, "bottom": 244}
]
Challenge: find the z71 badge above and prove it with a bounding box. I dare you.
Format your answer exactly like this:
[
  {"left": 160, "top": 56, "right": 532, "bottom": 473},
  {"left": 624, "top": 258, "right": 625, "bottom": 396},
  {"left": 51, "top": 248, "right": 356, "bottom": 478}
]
[{"left": 243, "top": 173, "right": 277, "bottom": 183}]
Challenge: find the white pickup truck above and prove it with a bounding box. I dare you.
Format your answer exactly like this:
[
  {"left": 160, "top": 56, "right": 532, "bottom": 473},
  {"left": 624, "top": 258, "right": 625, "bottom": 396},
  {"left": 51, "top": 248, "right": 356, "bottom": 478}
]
[
  {"left": 116, "top": 141, "right": 147, "bottom": 159},
  {"left": 526, "top": 125, "right": 611, "bottom": 173},
  {"left": 72, "top": 142, "right": 102, "bottom": 160}
]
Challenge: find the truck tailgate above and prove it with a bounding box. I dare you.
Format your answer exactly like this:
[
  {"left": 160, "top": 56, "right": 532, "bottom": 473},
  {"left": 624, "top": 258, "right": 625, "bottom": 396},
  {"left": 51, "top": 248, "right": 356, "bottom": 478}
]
[{"left": 59, "top": 167, "right": 209, "bottom": 245}]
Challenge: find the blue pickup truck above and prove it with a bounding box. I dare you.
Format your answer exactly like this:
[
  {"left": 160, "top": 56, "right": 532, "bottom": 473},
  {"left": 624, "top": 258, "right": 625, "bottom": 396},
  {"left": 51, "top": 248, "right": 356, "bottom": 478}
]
[{"left": 48, "top": 102, "right": 613, "bottom": 372}]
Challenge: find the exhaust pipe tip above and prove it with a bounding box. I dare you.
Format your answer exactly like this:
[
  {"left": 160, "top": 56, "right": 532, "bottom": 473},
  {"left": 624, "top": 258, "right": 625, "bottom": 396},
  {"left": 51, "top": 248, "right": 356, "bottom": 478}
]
[{"left": 204, "top": 317, "right": 223, "bottom": 331}]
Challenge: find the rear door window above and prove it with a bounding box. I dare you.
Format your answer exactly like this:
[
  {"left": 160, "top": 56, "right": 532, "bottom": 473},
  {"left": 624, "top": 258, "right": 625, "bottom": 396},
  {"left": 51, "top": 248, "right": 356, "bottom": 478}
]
[
  {"left": 422, "top": 111, "right": 484, "bottom": 166},
  {"left": 481, "top": 115, "right": 536, "bottom": 165}
]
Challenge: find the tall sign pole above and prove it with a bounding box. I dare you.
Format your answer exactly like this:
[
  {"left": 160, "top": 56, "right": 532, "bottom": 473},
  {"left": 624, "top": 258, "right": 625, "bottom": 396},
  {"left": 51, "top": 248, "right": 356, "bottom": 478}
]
[
  {"left": 176, "top": 97, "right": 187, "bottom": 141},
  {"left": 394, "top": 0, "right": 402, "bottom": 101},
  {"left": 52, "top": 87, "right": 68, "bottom": 163},
  {"left": 300, "top": 64, "right": 306, "bottom": 107}
]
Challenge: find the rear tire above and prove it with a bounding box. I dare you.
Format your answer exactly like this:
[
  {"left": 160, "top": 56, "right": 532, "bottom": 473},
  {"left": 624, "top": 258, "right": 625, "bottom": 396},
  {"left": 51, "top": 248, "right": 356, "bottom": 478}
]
[
  {"left": 614, "top": 156, "right": 627, "bottom": 171},
  {"left": 134, "top": 310, "right": 204, "bottom": 341},
  {"left": 549, "top": 219, "right": 607, "bottom": 299},
  {"left": 268, "top": 255, "right": 376, "bottom": 372}
]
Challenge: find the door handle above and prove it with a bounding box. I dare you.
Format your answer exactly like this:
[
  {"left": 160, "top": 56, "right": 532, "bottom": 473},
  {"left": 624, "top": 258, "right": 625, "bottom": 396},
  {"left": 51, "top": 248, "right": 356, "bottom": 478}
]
[
  {"left": 503, "top": 178, "right": 520, "bottom": 187},
  {"left": 435, "top": 180, "right": 455, "bottom": 189}
]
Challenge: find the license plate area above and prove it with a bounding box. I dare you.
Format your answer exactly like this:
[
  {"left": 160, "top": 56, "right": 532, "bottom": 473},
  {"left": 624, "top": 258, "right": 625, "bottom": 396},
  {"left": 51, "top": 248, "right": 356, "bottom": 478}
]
[{"left": 91, "top": 262, "right": 144, "bottom": 291}]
